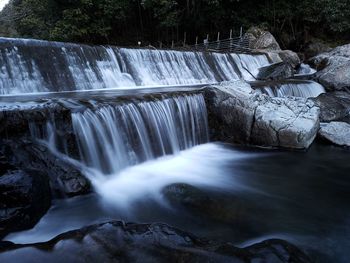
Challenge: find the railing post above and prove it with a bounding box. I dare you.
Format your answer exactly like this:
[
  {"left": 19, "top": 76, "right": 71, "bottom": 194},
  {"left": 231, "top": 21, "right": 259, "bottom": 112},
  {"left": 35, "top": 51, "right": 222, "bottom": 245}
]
[
  {"left": 217, "top": 32, "right": 220, "bottom": 51},
  {"left": 204, "top": 34, "right": 209, "bottom": 51},
  {"left": 240, "top": 26, "right": 243, "bottom": 38},
  {"left": 183, "top": 32, "right": 187, "bottom": 47},
  {"left": 171, "top": 40, "right": 174, "bottom": 49},
  {"left": 230, "top": 29, "right": 233, "bottom": 52}
]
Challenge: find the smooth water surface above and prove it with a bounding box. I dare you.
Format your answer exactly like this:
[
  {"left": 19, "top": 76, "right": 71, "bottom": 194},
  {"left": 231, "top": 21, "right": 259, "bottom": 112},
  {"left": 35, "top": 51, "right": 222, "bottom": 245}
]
[{"left": 5, "top": 142, "right": 350, "bottom": 262}]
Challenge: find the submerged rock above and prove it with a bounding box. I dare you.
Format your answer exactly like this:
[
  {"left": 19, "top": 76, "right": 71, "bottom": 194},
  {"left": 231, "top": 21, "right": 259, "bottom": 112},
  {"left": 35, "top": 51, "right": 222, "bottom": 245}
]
[
  {"left": 163, "top": 184, "right": 246, "bottom": 224},
  {"left": 312, "top": 91, "right": 350, "bottom": 122},
  {"left": 205, "top": 81, "right": 320, "bottom": 149},
  {"left": 0, "top": 166, "right": 51, "bottom": 239},
  {"left": 0, "top": 221, "right": 311, "bottom": 263},
  {"left": 318, "top": 122, "right": 350, "bottom": 147},
  {"left": 309, "top": 44, "right": 350, "bottom": 91}
]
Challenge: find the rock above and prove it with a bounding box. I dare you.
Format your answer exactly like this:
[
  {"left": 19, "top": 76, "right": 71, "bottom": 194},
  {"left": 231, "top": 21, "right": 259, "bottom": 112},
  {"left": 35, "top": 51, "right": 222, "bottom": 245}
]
[
  {"left": 244, "top": 27, "right": 300, "bottom": 68},
  {"left": 1, "top": 141, "right": 91, "bottom": 197},
  {"left": 0, "top": 221, "right": 312, "bottom": 263},
  {"left": 312, "top": 91, "right": 350, "bottom": 122},
  {"left": 205, "top": 81, "right": 320, "bottom": 149},
  {"left": 262, "top": 50, "right": 301, "bottom": 69},
  {"left": 0, "top": 167, "right": 51, "bottom": 239},
  {"left": 318, "top": 122, "right": 350, "bottom": 147},
  {"left": 205, "top": 81, "right": 257, "bottom": 144},
  {"left": 257, "top": 62, "right": 294, "bottom": 80},
  {"left": 245, "top": 27, "right": 281, "bottom": 51},
  {"left": 252, "top": 95, "right": 319, "bottom": 149},
  {"left": 278, "top": 50, "right": 301, "bottom": 68},
  {"left": 163, "top": 184, "right": 246, "bottom": 224},
  {"left": 309, "top": 44, "right": 350, "bottom": 91}
]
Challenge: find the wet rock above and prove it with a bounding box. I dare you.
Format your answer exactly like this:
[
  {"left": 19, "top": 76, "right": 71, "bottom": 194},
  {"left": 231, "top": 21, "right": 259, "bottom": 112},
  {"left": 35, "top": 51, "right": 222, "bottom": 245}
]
[
  {"left": 257, "top": 62, "right": 294, "bottom": 80},
  {"left": 312, "top": 91, "right": 350, "bottom": 122},
  {"left": 0, "top": 221, "right": 311, "bottom": 263},
  {"left": 0, "top": 166, "right": 51, "bottom": 239},
  {"left": 2, "top": 141, "right": 91, "bottom": 197},
  {"left": 309, "top": 44, "right": 350, "bottom": 91},
  {"left": 205, "top": 81, "right": 320, "bottom": 149},
  {"left": 318, "top": 122, "right": 350, "bottom": 147}
]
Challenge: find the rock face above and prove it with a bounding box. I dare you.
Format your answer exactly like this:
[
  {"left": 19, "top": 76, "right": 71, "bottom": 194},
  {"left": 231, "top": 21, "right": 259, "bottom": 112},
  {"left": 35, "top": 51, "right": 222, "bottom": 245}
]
[
  {"left": 0, "top": 221, "right": 311, "bottom": 263},
  {"left": 205, "top": 81, "right": 320, "bottom": 149},
  {"left": 244, "top": 27, "right": 300, "bottom": 68},
  {"left": 312, "top": 91, "right": 350, "bottom": 122},
  {"left": 319, "top": 122, "right": 350, "bottom": 147},
  {"left": 246, "top": 27, "right": 281, "bottom": 51},
  {"left": 0, "top": 100, "right": 92, "bottom": 197},
  {"left": 2, "top": 140, "right": 91, "bottom": 197},
  {"left": 309, "top": 44, "right": 350, "bottom": 91},
  {"left": 0, "top": 163, "right": 51, "bottom": 239},
  {"left": 278, "top": 50, "right": 301, "bottom": 68},
  {"left": 257, "top": 62, "right": 294, "bottom": 80}
]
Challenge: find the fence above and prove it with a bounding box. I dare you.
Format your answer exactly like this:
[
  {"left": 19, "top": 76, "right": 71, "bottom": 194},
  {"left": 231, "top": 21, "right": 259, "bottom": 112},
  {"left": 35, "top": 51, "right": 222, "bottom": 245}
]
[{"left": 142, "top": 29, "right": 255, "bottom": 54}]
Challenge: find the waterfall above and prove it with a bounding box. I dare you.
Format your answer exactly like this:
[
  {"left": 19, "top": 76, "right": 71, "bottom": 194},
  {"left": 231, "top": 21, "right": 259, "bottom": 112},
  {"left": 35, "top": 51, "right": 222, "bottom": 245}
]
[
  {"left": 255, "top": 81, "right": 325, "bottom": 98},
  {"left": 0, "top": 37, "right": 270, "bottom": 95},
  {"left": 70, "top": 93, "right": 209, "bottom": 175}
]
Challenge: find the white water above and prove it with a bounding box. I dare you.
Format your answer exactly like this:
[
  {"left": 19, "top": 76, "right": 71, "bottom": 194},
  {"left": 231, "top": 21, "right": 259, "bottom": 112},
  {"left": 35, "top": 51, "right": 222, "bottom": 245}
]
[
  {"left": 5, "top": 142, "right": 258, "bottom": 243},
  {"left": 0, "top": 37, "right": 270, "bottom": 94},
  {"left": 71, "top": 94, "right": 209, "bottom": 175},
  {"left": 255, "top": 81, "right": 325, "bottom": 98},
  {"left": 91, "top": 143, "right": 254, "bottom": 211}
]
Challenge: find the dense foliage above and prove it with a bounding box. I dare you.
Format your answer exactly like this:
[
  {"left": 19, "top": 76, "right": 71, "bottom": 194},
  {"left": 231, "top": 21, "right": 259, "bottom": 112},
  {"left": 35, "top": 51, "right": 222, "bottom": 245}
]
[{"left": 0, "top": 0, "right": 349, "bottom": 49}]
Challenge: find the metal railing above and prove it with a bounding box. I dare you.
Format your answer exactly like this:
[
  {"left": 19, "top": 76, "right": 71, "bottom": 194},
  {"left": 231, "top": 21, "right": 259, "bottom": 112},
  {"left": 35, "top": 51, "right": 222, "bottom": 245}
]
[{"left": 188, "top": 36, "right": 253, "bottom": 53}]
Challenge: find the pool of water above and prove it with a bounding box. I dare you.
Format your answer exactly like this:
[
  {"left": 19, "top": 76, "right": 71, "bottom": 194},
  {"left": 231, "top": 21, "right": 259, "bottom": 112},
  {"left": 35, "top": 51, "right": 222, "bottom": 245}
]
[{"left": 5, "top": 142, "right": 350, "bottom": 262}]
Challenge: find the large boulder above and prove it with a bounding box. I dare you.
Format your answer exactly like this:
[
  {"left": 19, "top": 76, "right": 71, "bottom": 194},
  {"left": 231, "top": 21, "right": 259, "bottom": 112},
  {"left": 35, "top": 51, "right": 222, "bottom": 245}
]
[
  {"left": 0, "top": 221, "right": 311, "bottom": 263},
  {"left": 309, "top": 44, "right": 350, "bottom": 91},
  {"left": 245, "top": 27, "right": 281, "bottom": 51},
  {"left": 312, "top": 91, "right": 350, "bottom": 122},
  {"left": 0, "top": 164, "right": 51, "bottom": 239},
  {"left": 2, "top": 141, "right": 91, "bottom": 197},
  {"left": 204, "top": 81, "right": 320, "bottom": 149},
  {"left": 318, "top": 122, "right": 350, "bottom": 147},
  {"left": 244, "top": 27, "right": 300, "bottom": 68},
  {"left": 278, "top": 50, "right": 301, "bottom": 68}
]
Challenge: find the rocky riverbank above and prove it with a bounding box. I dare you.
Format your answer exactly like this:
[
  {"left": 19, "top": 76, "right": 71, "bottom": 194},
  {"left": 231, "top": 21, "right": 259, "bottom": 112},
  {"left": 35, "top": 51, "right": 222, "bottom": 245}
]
[{"left": 0, "top": 221, "right": 311, "bottom": 263}]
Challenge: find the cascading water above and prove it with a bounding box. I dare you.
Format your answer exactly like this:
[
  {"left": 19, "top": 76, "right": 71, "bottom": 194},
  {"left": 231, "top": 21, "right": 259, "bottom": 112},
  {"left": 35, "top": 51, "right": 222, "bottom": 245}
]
[
  {"left": 0, "top": 37, "right": 270, "bottom": 94},
  {"left": 70, "top": 93, "right": 209, "bottom": 176},
  {"left": 255, "top": 81, "right": 325, "bottom": 98}
]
